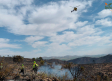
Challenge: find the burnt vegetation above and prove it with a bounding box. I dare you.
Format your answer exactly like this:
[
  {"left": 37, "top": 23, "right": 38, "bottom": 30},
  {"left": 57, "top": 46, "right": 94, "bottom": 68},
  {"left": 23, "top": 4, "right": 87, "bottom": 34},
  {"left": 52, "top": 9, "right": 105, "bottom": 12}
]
[
  {"left": 13, "top": 55, "right": 24, "bottom": 64},
  {"left": 0, "top": 55, "right": 112, "bottom": 81}
]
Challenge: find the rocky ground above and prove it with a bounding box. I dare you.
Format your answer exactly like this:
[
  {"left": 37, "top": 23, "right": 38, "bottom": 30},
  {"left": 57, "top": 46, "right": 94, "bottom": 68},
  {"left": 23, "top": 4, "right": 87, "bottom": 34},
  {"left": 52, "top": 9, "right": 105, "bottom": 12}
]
[{"left": 1, "top": 63, "right": 112, "bottom": 81}]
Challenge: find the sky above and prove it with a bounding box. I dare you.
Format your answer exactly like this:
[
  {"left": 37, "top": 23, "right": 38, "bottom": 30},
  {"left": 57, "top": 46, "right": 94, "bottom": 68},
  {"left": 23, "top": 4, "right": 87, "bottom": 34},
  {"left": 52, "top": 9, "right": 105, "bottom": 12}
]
[{"left": 0, "top": 0, "right": 112, "bottom": 58}]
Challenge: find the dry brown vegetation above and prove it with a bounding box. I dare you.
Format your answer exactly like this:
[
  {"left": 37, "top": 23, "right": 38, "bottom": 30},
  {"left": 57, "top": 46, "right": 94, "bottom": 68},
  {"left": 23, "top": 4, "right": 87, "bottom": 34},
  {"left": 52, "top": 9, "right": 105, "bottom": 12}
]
[{"left": 0, "top": 56, "right": 112, "bottom": 81}]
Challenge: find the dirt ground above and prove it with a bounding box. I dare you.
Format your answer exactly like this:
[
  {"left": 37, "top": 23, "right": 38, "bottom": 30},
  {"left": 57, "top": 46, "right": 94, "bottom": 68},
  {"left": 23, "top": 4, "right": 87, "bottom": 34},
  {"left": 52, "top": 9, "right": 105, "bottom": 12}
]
[{"left": 1, "top": 57, "right": 112, "bottom": 80}]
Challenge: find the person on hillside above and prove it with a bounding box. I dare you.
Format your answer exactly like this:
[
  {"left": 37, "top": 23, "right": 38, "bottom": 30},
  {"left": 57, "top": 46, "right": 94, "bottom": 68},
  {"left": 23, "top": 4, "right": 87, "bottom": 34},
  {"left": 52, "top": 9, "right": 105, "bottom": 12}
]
[
  {"left": 0, "top": 63, "right": 3, "bottom": 70},
  {"left": 19, "top": 64, "right": 24, "bottom": 75},
  {"left": 33, "top": 61, "right": 39, "bottom": 74}
]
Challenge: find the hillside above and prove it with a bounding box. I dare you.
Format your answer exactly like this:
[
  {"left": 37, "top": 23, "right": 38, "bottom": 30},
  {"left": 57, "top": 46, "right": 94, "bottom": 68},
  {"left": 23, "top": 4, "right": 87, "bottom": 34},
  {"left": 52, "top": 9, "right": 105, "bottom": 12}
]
[
  {"left": 43, "top": 55, "right": 81, "bottom": 61},
  {"left": 67, "top": 54, "right": 112, "bottom": 64},
  {"left": 42, "top": 54, "right": 108, "bottom": 61},
  {"left": 0, "top": 56, "right": 67, "bottom": 65},
  {"left": 0, "top": 55, "right": 112, "bottom": 80},
  {"left": 1, "top": 54, "right": 112, "bottom": 65},
  {"left": 45, "top": 59, "right": 68, "bottom": 64}
]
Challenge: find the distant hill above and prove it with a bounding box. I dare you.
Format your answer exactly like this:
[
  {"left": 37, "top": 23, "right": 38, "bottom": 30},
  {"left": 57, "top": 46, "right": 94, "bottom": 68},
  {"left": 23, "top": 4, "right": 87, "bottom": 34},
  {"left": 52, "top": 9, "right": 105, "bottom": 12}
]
[
  {"left": 42, "top": 55, "right": 81, "bottom": 61},
  {"left": 0, "top": 56, "right": 68, "bottom": 65},
  {"left": 1, "top": 54, "right": 112, "bottom": 65},
  {"left": 42, "top": 54, "right": 108, "bottom": 61},
  {"left": 81, "top": 54, "right": 107, "bottom": 58},
  {"left": 67, "top": 54, "right": 112, "bottom": 64},
  {"left": 45, "top": 59, "right": 68, "bottom": 64}
]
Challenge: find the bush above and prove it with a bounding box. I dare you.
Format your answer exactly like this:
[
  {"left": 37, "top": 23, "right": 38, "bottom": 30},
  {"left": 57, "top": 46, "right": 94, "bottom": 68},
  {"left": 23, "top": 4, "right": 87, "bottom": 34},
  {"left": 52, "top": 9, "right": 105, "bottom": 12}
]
[
  {"left": 13, "top": 55, "right": 24, "bottom": 63},
  {"left": 39, "top": 57, "right": 43, "bottom": 61},
  {"left": 40, "top": 60, "right": 44, "bottom": 65},
  {"left": 80, "top": 78, "right": 85, "bottom": 81},
  {"left": 80, "top": 66, "right": 84, "bottom": 71},
  {"left": 0, "top": 61, "right": 17, "bottom": 80},
  {"left": 36, "top": 57, "right": 38, "bottom": 61},
  {"left": 103, "top": 75, "right": 110, "bottom": 80},
  {"left": 32, "top": 58, "right": 36, "bottom": 61},
  {"left": 97, "top": 75, "right": 101, "bottom": 81},
  {"left": 66, "top": 63, "right": 85, "bottom": 80},
  {"left": 91, "top": 75, "right": 95, "bottom": 79}
]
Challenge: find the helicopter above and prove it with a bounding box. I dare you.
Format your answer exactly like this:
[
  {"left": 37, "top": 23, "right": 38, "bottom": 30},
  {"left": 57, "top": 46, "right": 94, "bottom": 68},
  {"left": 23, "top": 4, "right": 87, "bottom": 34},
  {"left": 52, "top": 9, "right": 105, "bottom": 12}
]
[{"left": 70, "top": 5, "right": 80, "bottom": 12}]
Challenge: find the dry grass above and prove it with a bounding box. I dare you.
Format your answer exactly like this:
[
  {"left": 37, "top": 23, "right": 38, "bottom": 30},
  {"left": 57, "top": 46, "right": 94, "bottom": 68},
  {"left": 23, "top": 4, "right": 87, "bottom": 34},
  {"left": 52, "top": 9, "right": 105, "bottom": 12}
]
[
  {"left": 0, "top": 60, "right": 18, "bottom": 80},
  {"left": 1, "top": 56, "right": 112, "bottom": 81}
]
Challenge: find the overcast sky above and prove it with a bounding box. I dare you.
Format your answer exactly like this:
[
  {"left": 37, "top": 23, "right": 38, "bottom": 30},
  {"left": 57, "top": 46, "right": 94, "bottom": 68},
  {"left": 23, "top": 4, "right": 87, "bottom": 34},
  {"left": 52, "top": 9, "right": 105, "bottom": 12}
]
[{"left": 0, "top": 0, "right": 112, "bottom": 58}]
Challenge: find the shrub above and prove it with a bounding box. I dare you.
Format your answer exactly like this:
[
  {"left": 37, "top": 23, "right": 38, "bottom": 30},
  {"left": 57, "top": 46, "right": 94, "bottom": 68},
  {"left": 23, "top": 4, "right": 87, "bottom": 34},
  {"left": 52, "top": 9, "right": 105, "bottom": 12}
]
[
  {"left": 97, "top": 75, "right": 101, "bottom": 81},
  {"left": 40, "top": 60, "right": 44, "bottom": 65},
  {"left": 13, "top": 55, "right": 24, "bottom": 63},
  {"left": 66, "top": 63, "right": 84, "bottom": 81},
  {"left": 64, "top": 63, "right": 72, "bottom": 69},
  {"left": 104, "top": 75, "right": 110, "bottom": 80},
  {"left": 0, "top": 61, "right": 17, "bottom": 80},
  {"left": 91, "top": 75, "right": 95, "bottom": 79},
  {"left": 80, "top": 78, "right": 85, "bottom": 81},
  {"left": 32, "top": 58, "right": 36, "bottom": 61},
  {"left": 36, "top": 57, "right": 39, "bottom": 61},
  {"left": 39, "top": 57, "right": 43, "bottom": 61},
  {"left": 62, "top": 72, "right": 68, "bottom": 80}
]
